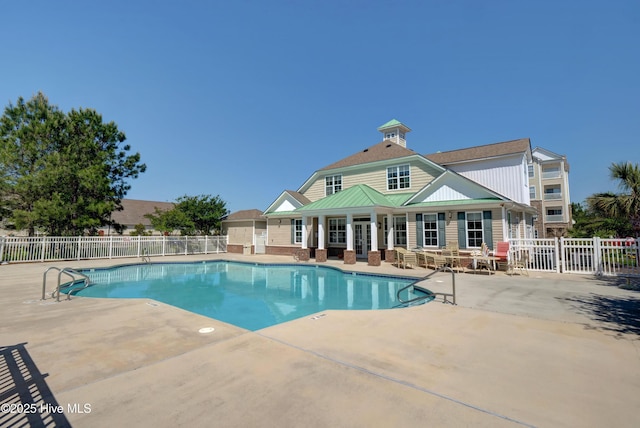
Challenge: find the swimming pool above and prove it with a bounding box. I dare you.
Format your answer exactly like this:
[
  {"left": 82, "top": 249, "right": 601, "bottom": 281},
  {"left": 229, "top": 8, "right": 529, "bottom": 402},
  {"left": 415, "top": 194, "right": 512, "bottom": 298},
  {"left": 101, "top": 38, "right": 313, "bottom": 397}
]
[{"left": 72, "top": 261, "right": 432, "bottom": 330}]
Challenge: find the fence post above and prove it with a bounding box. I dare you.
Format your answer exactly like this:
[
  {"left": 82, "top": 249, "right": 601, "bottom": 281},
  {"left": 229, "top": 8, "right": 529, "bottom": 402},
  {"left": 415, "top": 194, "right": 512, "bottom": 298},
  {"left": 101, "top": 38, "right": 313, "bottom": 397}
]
[
  {"left": 205, "top": 235, "right": 209, "bottom": 254},
  {"left": 593, "top": 237, "right": 602, "bottom": 275},
  {"left": 556, "top": 237, "right": 562, "bottom": 273},
  {"left": 40, "top": 237, "right": 45, "bottom": 262},
  {"left": 137, "top": 235, "right": 141, "bottom": 257},
  {"left": 162, "top": 235, "right": 166, "bottom": 256},
  {"left": 0, "top": 236, "right": 5, "bottom": 263},
  {"left": 184, "top": 236, "right": 188, "bottom": 255},
  {"left": 109, "top": 236, "right": 113, "bottom": 259},
  {"left": 76, "top": 236, "right": 82, "bottom": 260}
]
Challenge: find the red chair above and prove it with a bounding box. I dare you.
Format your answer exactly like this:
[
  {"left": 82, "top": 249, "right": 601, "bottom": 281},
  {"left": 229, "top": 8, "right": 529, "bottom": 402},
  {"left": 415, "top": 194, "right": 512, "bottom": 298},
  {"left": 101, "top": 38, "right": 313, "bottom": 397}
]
[{"left": 494, "top": 242, "right": 510, "bottom": 270}]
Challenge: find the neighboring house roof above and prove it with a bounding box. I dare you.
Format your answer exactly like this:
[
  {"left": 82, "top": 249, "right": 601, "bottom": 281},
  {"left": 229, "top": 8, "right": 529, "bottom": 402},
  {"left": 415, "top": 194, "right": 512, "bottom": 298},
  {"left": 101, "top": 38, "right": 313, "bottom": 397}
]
[
  {"left": 320, "top": 140, "right": 417, "bottom": 171},
  {"left": 110, "top": 199, "right": 175, "bottom": 227},
  {"left": 222, "top": 209, "right": 264, "bottom": 221},
  {"left": 425, "top": 138, "right": 531, "bottom": 165}
]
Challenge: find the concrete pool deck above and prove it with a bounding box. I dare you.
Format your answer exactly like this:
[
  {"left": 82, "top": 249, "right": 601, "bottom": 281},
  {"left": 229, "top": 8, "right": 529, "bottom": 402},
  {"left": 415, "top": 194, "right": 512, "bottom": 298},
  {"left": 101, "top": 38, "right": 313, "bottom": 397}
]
[{"left": 1, "top": 254, "right": 639, "bottom": 427}]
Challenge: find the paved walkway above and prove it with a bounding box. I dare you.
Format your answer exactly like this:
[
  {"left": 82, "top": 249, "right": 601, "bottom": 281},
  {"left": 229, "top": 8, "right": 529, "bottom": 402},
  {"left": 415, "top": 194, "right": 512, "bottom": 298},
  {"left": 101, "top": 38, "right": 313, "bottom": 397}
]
[{"left": 1, "top": 254, "right": 639, "bottom": 427}]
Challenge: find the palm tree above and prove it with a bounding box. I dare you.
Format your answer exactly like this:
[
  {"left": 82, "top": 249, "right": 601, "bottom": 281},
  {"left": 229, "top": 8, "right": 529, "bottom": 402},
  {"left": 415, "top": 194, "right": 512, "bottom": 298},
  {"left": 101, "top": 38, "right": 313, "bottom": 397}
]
[{"left": 587, "top": 162, "right": 640, "bottom": 236}]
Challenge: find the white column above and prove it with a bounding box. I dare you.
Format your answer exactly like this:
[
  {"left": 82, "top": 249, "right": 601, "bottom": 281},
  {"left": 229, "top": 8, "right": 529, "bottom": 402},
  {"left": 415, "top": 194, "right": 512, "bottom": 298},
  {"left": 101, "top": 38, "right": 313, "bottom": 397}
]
[
  {"left": 301, "top": 216, "right": 308, "bottom": 249},
  {"left": 370, "top": 212, "right": 378, "bottom": 252},
  {"left": 386, "top": 213, "right": 394, "bottom": 250},
  {"left": 346, "top": 213, "right": 353, "bottom": 251},
  {"left": 318, "top": 215, "right": 325, "bottom": 250}
]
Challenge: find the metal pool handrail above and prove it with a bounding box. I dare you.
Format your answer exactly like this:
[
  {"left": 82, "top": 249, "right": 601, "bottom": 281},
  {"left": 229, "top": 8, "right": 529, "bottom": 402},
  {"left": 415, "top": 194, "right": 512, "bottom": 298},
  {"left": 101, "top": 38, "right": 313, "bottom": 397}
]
[
  {"left": 396, "top": 266, "right": 456, "bottom": 306},
  {"left": 42, "top": 267, "right": 91, "bottom": 301}
]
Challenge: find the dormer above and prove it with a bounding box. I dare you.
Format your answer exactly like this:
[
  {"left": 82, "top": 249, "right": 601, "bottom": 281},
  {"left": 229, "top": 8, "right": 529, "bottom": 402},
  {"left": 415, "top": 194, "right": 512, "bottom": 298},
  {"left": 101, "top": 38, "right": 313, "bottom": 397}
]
[{"left": 377, "top": 119, "right": 411, "bottom": 148}]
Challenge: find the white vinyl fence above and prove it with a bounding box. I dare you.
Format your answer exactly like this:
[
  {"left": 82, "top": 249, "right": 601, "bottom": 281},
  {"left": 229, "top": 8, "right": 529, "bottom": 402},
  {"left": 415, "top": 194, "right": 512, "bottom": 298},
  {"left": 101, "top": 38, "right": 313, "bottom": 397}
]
[
  {"left": 0, "top": 235, "right": 228, "bottom": 264},
  {"left": 509, "top": 237, "right": 639, "bottom": 276}
]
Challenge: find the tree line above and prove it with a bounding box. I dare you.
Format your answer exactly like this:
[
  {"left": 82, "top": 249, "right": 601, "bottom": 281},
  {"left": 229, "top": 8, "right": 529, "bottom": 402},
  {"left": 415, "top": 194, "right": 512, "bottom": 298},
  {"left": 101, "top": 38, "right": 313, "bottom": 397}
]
[
  {"left": 570, "top": 162, "right": 640, "bottom": 238},
  {"left": 1, "top": 93, "right": 227, "bottom": 236}
]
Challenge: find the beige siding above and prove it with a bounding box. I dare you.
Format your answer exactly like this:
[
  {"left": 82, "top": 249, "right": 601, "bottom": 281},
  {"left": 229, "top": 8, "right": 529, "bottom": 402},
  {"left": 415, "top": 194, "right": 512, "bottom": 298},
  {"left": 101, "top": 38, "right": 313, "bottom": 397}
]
[
  {"left": 303, "top": 160, "right": 441, "bottom": 200},
  {"left": 227, "top": 221, "right": 254, "bottom": 245},
  {"left": 267, "top": 218, "right": 297, "bottom": 246}
]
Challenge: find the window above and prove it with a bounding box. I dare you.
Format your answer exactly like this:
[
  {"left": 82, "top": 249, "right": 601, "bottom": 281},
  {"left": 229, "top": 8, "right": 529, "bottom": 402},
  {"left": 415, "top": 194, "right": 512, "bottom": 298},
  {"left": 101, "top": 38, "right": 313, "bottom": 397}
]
[
  {"left": 387, "top": 165, "right": 410, "bottom": 190},
  {"left": 325, "top": 175, "right": 342, "bottom": 196},
  {"left": 530, "top": 186, "right": 536, "bottom": 199},
  {"left": 293, "top": 219, "right": 302, "bottom": 244},
  {"left": 528, "top": 164, "right": 534, "bottom": 178},
  {"left": 466, "top": 212, "right": 483, "bottom": 248},
  {"left": 383, "top": 216, "right": 407, "bottom": 246},
  {"left": 329, "top": 218, "right": 346, "bottom": 244},
  {"left": 385, "top": 132, "right": 396, "bottom": 139},
  {"left": 423, "top": 214, "right": 438, "bottom": 247}
]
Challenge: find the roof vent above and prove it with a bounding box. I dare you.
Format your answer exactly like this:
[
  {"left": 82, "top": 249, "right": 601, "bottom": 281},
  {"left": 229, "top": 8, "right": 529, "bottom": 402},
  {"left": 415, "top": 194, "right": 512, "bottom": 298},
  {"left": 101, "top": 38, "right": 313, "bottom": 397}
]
[
  {"left": 363, "top": 148, "right": 368, "bottom": 152},
  {"left": 386, "top": 143, "right": 392, "bottom": 148}
]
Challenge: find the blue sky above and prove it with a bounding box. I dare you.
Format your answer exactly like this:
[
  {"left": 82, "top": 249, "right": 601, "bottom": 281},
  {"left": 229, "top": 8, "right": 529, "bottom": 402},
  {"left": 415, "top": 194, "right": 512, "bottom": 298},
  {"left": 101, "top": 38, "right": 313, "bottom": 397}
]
[{"left": 2, "top": 0, "right": 639, "bottom": 213}]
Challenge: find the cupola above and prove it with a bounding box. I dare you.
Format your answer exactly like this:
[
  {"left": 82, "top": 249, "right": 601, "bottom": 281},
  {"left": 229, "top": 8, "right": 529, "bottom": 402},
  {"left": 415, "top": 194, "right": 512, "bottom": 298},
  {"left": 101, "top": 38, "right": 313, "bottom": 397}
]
[{"left": 377, "top": 119, "right": 411, "bottom": 147}]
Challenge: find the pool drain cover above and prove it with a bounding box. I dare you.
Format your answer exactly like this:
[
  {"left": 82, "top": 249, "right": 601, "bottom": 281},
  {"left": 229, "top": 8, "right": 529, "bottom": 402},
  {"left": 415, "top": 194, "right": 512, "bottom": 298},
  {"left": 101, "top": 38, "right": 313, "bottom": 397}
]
[{"left": 198, "top": 327, "right": 215, "bottom": 334}]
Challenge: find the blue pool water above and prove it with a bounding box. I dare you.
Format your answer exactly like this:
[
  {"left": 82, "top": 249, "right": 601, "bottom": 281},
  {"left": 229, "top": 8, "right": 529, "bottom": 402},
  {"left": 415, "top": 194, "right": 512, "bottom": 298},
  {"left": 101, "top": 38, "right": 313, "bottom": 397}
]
[{"left": 73, "top": 261, "right": 432, "bottom": 331}]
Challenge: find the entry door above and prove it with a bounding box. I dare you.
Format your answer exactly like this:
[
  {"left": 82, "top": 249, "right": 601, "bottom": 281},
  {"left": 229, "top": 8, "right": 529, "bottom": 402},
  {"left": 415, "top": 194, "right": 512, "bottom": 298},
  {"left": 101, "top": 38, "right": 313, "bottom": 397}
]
[{"left": 354, "top": 222, "right": 371, "bottom": 258}]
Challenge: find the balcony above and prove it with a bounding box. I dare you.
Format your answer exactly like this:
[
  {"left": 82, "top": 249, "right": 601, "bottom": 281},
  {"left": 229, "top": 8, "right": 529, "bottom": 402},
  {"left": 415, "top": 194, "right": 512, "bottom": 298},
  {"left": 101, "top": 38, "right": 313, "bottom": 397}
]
[
  {"left": 541, "top": 171, "right": 562, "bottom": 179},
  {"left": 545, "top": 214, "right": 565, "bottom": 222},
  {"left": 543, "top": 193, "right": 563, "bottom": 200}
]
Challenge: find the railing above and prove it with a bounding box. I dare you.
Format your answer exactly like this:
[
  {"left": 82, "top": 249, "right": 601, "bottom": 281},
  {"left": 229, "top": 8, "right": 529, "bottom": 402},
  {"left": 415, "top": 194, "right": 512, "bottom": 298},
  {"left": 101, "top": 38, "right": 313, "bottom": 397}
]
[
  {"left": 541, "top": 171, "right": 562, "bottom": 179},
  {"left": 508, "top": 237, "right": 639, "bottom": 276},
  {"left": 42, "top": 267, "right": 91, "bottom": 301},
  {"left": 397, "top": 266, "right": 455, "bottom": 306},
  {"left": 544, "top": 214, "right": 565, "bottom": 222},
  {"left": 1, "top": 235, "right": 228, "bottom": 264},
  {"left": 543, "top": 193, "right": 562, "bottom": 200}
]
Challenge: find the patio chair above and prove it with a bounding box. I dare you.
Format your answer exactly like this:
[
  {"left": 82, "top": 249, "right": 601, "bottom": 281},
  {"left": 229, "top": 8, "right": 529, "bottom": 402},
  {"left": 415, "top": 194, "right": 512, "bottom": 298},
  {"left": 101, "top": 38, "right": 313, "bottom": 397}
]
[
  {"left": 508, "top": 249, "right": 529, "bottom": 276},
  {"left": 494, "top": 241, "right": 510, "bottom": 271},
  {"left": 394, "top": 247, "right": 417, "bottom": 269},
  {"left": 415, "top": 251, "right": 429, "bottom": 268},
  {"left": 426, "top": 253, "right": 447, "bottom": 270},
  {"left": 443, "top": 248, "right": 465, "bottom": 273}
]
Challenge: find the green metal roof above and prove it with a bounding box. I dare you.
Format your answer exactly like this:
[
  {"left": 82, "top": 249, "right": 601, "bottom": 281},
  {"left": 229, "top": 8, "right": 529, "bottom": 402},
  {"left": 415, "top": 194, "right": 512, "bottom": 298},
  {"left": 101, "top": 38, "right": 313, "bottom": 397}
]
[
  {"left": 377, "top": 119, "right": 403, "bottom": 130},
  {"left": 297, "top": 185, "right": 395, "bottom": 211}
]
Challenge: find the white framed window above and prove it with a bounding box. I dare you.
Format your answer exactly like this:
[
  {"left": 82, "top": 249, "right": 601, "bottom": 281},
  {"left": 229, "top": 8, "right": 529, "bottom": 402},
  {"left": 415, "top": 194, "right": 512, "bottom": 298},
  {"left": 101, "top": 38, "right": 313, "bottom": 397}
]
[
  {"left": 325, "top": 175, "right": 342, "bottom": 196},
  {"left": 530, "top": 186, "right": 536, "bottom": 199},
  {"left": 423, "top": 214, "right": 438, "bottom": 247},
  {"left": 294, "top": 219, "right": 302, "bottom": 244},
  {"left": 328, "top": 218, "right": 346, "bottom": 244},
  {"left": 387, "top": 165, "right": 410, "bottom": 190},
  {"left": 383, "top": 216, "right": 407, "bottom": 246},
  {"left": 528, "top": 164, "right": 534, "bottom": 178},
  {"left": 466, "top": 212, "right": 483, "bottom": 248},
  {"left": 385, "top": 132, "right": 396, "bottom": 139}
]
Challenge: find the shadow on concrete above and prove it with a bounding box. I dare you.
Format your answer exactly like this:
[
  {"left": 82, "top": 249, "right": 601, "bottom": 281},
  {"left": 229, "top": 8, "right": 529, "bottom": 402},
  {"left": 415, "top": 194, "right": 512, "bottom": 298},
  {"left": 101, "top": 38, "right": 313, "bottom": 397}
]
[
  {"left": 0, "top": 343, "right": 71, "bottom": 428},
  {"left": 560, "top": 293, "right": 640, "bottom": 336}
]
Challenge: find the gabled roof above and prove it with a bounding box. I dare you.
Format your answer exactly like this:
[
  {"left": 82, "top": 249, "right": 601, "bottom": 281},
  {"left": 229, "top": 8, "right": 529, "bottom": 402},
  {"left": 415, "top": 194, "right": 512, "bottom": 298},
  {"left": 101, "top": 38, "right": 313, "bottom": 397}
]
[
  {"left": 404, "top": 170, "right": 507, "bottom": 206},
  {"left": 425, "top": 138, "right": 532, "bottom": 165},
  {"left": 297, "top": 184, "right": 395, "bottom": 212},
  {"left": 264, "top": 190, "right": 311, "bottom": 215},
  {"left": 222, "top": 209, "right": 264, "bottom": 221},
  {"left": 111, "top": 199, "right": 175, "bottom": 226},
  {"left": 532, "top": 146, "right": 570, "bottom": 172},
  {"left": 320, "top": 140, "right": 417, "bottom": 171}
]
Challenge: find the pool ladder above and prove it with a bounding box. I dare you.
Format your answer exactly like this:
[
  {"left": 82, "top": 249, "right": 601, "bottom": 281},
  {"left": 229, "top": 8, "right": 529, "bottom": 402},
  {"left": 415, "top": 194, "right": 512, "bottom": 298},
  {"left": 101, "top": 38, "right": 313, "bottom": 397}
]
[
  {"left": 396, "top": 266, "right": 456, "bottom": 306},
  {"left": 42, "top": 267, "right": 91, "bottom": 302}
]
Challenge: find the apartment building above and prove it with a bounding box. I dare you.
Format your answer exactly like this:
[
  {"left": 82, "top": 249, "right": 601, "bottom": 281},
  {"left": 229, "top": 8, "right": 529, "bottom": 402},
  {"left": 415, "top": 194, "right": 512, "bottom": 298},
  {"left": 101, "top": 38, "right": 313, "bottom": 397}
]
[{"left": 528, "top": 147, "right": 572, "bottom": 237}]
